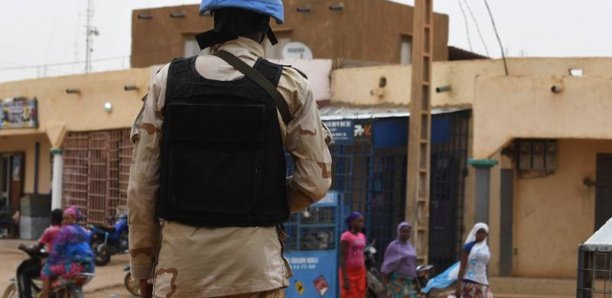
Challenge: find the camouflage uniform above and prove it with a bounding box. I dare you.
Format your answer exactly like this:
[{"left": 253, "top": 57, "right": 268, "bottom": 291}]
[{"left": 128, "top": 37, "right": 332, "bottom": 298}]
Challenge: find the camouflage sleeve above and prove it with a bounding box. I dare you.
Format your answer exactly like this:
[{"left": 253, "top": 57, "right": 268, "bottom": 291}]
[
  {"left": 283, "top": 77, "right": 333, "bottom": 212},
  {"left": 127, "top": 65, "right": 168, "bottom": 280}
]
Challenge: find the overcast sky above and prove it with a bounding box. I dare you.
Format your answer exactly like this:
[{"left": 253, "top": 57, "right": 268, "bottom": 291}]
[{"left": 1, "top": 0, "right": 611, "bottom": 83}]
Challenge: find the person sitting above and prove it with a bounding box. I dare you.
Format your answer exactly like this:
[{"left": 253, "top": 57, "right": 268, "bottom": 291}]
[
  {"left": 40, "top": 207, "right": 94, "bottom": 298},
  {"left": 16, "top": 209, "right": 63, "bottom": 298}
]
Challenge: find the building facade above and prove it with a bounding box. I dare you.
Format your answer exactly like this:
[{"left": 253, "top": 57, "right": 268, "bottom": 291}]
[
  {"left": 332, "top": 57, "right": 612, "bottom": 296},
  {"left": 130, "top": 0, "right": 450, "bottom": 68}
]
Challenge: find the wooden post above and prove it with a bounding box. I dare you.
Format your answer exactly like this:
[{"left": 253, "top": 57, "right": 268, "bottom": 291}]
[{"left": 406, "top": 0, "right": 434, "bottom": 264}]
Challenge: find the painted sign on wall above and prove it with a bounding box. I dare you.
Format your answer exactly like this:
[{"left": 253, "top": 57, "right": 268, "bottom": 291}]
[{"left": 0, "top": 98, "right": 38, "bottom": 129}]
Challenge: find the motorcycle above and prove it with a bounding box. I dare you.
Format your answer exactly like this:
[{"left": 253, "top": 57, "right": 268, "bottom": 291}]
[
  {"left": 364, "top": 242, "right": 386, "bottom": 298},
  {"left": 2, "top": 244, "right": 94, "bottom": 298},
  {"left": 88, "top": 214, "right": 129, "bottom": 266},
  {"left": 364, "top": 241, "right": 435, "bottom": 298},
  {"left": 123, "top": 265, "right": 140, "bottom": 297}
]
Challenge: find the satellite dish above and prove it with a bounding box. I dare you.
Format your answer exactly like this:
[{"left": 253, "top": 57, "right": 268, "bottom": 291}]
[{"left": 281, "top": 42, "right": 313, "bottom": 60}]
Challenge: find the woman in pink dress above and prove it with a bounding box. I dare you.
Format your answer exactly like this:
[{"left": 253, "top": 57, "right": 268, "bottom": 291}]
[{"left": 339, "top": 211, "right": 367, "bottom": 298}]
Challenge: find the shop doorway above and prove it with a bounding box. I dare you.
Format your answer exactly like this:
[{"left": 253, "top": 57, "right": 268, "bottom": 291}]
[
  {"left": 595, "top": 153, "right": 612, "bottom": 231},
  {"left": 0, "top": 153, "right": 24, "bottom": 237}
]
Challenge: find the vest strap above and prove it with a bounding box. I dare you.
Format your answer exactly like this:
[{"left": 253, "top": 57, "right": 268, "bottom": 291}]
[{"left": 214, "top": 50, "right": 292, "bottom": 125}]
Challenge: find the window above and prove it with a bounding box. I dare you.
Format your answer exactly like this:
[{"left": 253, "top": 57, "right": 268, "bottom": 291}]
[
  {"left": 400, "top": 36, "right": 412, "bottom": 65},
  {"left": 514, "top": 139, "right": 558, "bottom": 176}
]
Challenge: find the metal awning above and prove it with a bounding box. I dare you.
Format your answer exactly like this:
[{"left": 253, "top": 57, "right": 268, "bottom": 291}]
[{"left": 319, "top": 104, "right": 467, "bottom": 121}]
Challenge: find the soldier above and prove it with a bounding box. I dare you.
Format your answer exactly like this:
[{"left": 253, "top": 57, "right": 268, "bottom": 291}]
[{"left": 127, "top": 1, "right": 333, "bottom": 297}]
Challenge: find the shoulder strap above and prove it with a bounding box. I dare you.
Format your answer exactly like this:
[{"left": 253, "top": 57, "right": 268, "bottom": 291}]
[{"left": 213, "top": 50, "right": 292, "bottom": 125}]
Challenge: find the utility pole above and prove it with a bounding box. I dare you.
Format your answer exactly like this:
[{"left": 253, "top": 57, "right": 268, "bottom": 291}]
[
  {"left": 406, "top": 0, "right": 434, "bottom": 264},
  {"left": 85, "top": 0, "right": 99, "bottom": 73}
]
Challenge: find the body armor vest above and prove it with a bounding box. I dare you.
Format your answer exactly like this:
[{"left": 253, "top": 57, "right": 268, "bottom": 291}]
[{"left": 158, "top": 55, "right": 289, "bottom": 227}]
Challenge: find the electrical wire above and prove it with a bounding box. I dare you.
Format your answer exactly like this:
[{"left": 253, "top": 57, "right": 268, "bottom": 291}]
[
  {"left": 457, "top": 0, "right": 474, "bottom": 51},
  {"left": 462, "top": 0, "right": 490, "bottom": 56},
  {"left": 483, "top": 0, "right": 509, "bottom": 75},
  {"left": 0, "top": 56, "right": 130, "bottom": 72}
]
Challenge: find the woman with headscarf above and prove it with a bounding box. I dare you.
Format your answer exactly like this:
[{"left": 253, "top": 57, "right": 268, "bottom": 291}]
[
  {"left": 456, "top": 222, "right": 491, "bottom": 298},
  {"left": 339, "top": 211, "right": 367, "bottom": 298},
  {"left": 381, "top": 222, "right": 418, "bottom": 298},
  {"left": 40, "top": 207, "right": 95, "bottom": 298}
]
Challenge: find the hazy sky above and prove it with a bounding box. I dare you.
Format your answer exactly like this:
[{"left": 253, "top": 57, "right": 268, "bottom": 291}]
[{"left": 1, "top": 0, "right": 611, "bottom": 83}]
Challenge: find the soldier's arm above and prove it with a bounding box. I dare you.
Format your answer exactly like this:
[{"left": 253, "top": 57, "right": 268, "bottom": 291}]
[
  {"left": 282, "top": 72, "right": 332, "bottom": 212},
  {"left": 127, "top": 65, "right": 168, "bottom": 280}
]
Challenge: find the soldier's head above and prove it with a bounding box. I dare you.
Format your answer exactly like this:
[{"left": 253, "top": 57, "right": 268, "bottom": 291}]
[{"left": 198, "top": 0, "right": 284, "bottom": 49}]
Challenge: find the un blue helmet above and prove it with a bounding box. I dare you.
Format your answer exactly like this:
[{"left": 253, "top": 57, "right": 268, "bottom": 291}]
[{"left": 200, "top": 0, "right": 285, "bottom": 24}]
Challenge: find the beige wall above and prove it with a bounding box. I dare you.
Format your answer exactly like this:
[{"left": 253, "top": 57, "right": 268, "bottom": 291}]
[
  {"left": 332, "top": 57, "right": 612, "bottom": 108},
  {"left": 512, "top": 139, "right": 612, "bottom": 277},
  {"left": 473, "top": 75, "right": 612, "bottom": 159},
  {"left": 332, "top": 57, "right": 612, "bottom": 159},
  {"left": 0, "top": 134, "right": 52, "bottom": 194},
  {"left": 0, "top": 68, "right": 151, "bottom": 147}
]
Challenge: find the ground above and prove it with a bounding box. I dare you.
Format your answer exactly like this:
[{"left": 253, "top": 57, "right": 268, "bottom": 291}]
[
  {"left": 0, "top": 240, "right": 575, "bottom": 298},
  {"left": 0, "top": 239, "right": 134, "bottom": 298}
]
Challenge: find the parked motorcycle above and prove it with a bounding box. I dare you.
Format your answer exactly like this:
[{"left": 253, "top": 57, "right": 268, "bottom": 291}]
[
  {"left": 2, "top": 244, "right": 94, "bottom": 298},
  {"left": 364, "top": 242, "right": 386, "bottom": 298},
  {"left": 364, "top": 241, "right": 435, "bottom": 298},
  {"left": 123, "top": 265, "right": 140, "bottom": 297},
  {"left": 88, "top": 214, "right": 129, "bottom": 266}
]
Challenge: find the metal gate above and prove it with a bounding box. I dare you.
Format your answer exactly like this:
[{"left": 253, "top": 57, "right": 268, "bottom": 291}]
[
  {"left": 322, "top": 110, "right": 469, "bottom": 271},
  {"left": 62, "top": 129, "right": 133, "bottom": 224}
]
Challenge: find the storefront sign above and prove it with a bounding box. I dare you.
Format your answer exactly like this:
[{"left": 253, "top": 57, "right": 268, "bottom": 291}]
[
  {"left": 0, "top": 97, "right": 38, "bottom": 129},
  {"left": 324, "top": 120, "right": 354, "bottom": 145}
]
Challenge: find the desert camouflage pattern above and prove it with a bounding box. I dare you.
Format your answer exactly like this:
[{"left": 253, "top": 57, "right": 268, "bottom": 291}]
[{"left": 127, "top": 37, "right": 332, "bottom": 297}]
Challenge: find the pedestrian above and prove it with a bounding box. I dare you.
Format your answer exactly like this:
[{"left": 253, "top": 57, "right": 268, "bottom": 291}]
[
  {"left": 127, "top": 0, "right": 333, "bottom": 297},
  {"left": 381, "top": 221, "right": 418, "bottom": 298},
  {"left": 40, "top": 207, "right": 94, "bottom": 298},
  {"left": 339, "top": 211, "right": 367, "bottom": 298},
  {"left": 455, "top": 222, "right": 492, "bottom": 298},
  {"left": 16, "top": 208, "right": 63, "bottom": 298}
]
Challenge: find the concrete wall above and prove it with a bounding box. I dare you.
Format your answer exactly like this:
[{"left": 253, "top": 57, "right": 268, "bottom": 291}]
[
  {"left": 0, "top": 68, "right": 151, "bottom": 146},
  {"left": 332, "top": 57, "right": 612, "bottom": 158},
  {"left": 332, "top": 58, "right": 612, "bottom": 107},
  {"left": 473, "top": 75, "right": 612, "bottom": 159},
  {"left": 512, "top": 139, "right": 612, "bottom": 277},
  {"left": 130, "top": 1, "right": 449, "bottom": 67},
  {"left": 0, "top": 134, "right": 52, "bottom": 195}
]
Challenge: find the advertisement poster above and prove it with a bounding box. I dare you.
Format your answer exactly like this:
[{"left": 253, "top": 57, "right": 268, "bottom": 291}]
[
  {"left": 0, "top": 98, "right": 38, "bottom": 129},
  {"left": 285, "top": 250, "right": 337, "bottom": 297}
]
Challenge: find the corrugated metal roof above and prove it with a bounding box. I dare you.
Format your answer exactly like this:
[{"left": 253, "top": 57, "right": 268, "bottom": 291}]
[{"left": 319, "top": 104, "right": 468, "bottom": 120}]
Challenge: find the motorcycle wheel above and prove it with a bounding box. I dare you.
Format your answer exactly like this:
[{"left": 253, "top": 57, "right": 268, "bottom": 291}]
[
  {"left": 1, "top": 284, "right": 16, "bottom": 298},
  {"left": 124, "top": 272, "right": 141, "bottom": 297},
  {"left": 92, "top": 240, "right": 111, "bottom": 266}
]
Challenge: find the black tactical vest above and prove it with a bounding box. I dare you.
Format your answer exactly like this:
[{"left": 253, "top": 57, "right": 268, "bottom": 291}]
[{"left": 157, "top": 55, "right": 289, "bottom": 227}]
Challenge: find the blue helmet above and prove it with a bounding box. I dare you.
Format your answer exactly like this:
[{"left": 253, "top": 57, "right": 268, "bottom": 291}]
[{"left": 200, "top": 0, "right": 285, "bottom": 24}]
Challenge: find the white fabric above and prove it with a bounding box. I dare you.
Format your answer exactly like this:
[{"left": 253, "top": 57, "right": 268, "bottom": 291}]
[
  {"left": 585, "top": 217, "right": 612, "bottom": 245},
  {"left": 463, "top": 222, "right": 490, "bottom": 285}
]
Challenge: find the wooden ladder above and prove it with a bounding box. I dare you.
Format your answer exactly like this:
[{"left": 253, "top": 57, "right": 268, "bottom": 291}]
[{"left": 407, "top": 0, "right": 434, "bottom": 264}]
